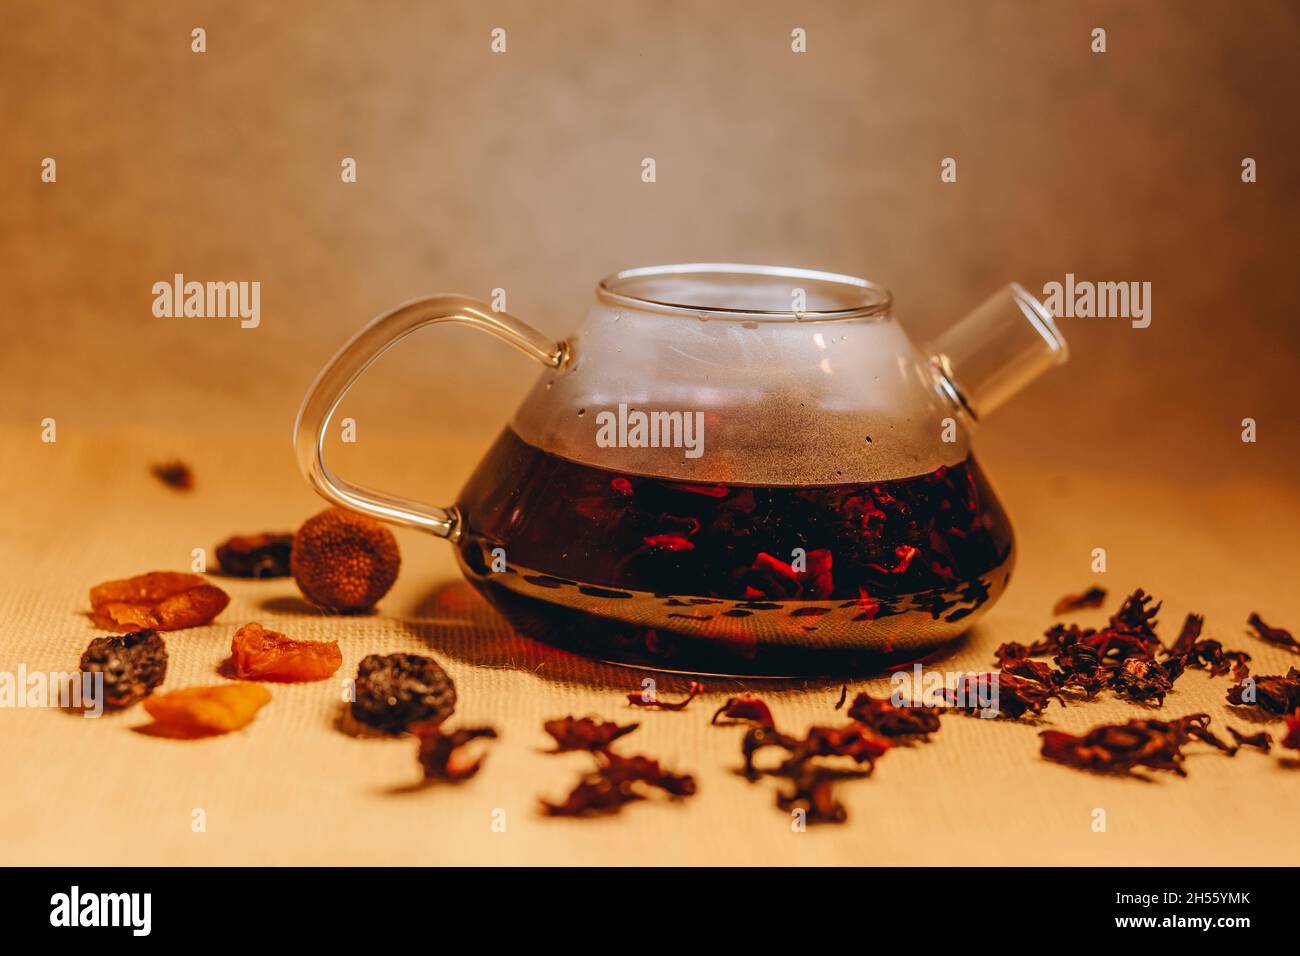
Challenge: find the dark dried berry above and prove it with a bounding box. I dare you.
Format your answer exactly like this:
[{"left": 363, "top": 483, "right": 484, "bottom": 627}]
[
  {"left": 351, "top": 653, "right": 456, "bottom": 734},
  {"left": 216, "top": 533, "right": 294, "bottom": 578},
  {"left": 79, "top": 629, "right": 168, "bottom": 708}
]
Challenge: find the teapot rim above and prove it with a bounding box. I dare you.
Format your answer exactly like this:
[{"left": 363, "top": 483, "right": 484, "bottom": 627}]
[{"left": 596, "top": 262, "right": 892, "bottom": 322}]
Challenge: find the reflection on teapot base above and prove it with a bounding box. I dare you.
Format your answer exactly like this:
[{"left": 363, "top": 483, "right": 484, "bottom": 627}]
[{"left": 459, "top": 557, "right": 1012, "bottom": 678}]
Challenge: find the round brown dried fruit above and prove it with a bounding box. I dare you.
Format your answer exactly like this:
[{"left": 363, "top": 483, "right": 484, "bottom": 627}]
[
  {"left": 291, "top": 508, "right": 400, "bottom": 612},
  {"left": 351, "top": 653, "right": 456, "bottom": 734},
  {"left": 79, "top": 629, "right": 168, "bottom": 708},
  {"left": 216, "top": 532, "right": 294, "bottom": 578}
]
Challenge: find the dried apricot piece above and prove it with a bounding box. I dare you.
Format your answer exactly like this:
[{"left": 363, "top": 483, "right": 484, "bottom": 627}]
[
  {"left": 89, "top": 571, "right": 229, "bottom": 632},
  {"left": 230, "top": 622, "right": 342, "bottom": 682},
  {"left": 142, "top": 683, "right": 271, "bottom": 738}
]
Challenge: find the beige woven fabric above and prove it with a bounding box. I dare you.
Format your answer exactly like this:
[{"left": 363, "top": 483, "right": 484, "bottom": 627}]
[{"left": 0, "top": 424, "right": 1296, "bottom": 866}]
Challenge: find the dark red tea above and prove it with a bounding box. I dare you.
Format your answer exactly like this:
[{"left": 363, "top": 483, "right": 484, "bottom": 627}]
[{"left": 454, "top": 428, "right": 1014, "bottom": 675}]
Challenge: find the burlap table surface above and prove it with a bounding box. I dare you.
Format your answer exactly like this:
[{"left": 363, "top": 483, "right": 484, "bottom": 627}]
[{"left": 1, "top": 423, "right": 1296, "bottom": 867}]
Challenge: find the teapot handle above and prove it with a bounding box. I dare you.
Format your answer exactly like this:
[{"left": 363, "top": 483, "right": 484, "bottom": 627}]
[{"left": 293, "top": 295, "right": 568, "bottom": 539}]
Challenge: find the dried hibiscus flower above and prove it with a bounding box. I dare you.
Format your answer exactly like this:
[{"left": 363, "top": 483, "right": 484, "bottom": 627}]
[
  {"left": 1283, "top": 713, "right": 1300, "bottom": 751},
  {"left": 215, "top": 532, "right": 293, "bottom": 578},
  {"left": 775, "top": 765, "right": 854, "bottom": 825},
  {"left": 1247, "top": 613, "right": 1300, "bottom": 653},
  {"left": 1164, "top": 613, "right": 1251, "bottom": 680},
  {"left": 543, "top": 716, "right": 638, "bottom": 752},
  {"left": 847, "top": 691, "right": 942, "bottom": 740},
  {"left": 739, "top": 722, "right": 888, "bottom": 825},
  {"left": 1109, "top": 656, "right": 1181, "bottom": 706},
  {"left": 711, "top": 694, "right": 774, "bottom": 727},
  {"left": 1052, "top": 586, "right": 1107, "bottom": 615},
  {"left": 89, "top": 571, "right": 229, "bottom": 632},
  {"left": 230, "top": 623, "right": 341, "bottom": 682},
  {"left": 413, "top": 722, "right": 497, "bottom": 781},
  {"left": 992, "top": 590, "right": 1257, "bottom": 707},
  {"left": 940, "top": 672, "right": 1063, "bottom": 719},
  {"left": 627, "top": 680, "right": 701, "bottom": 711},
  {"left": 142, "top": 682, "right": 270, "bottom": 738},
  {"left": 1227, "top": 727, "right": 1272, "bottom": 753},
  {"left": 1225, "top": 668, "right": 1300, "bottom": 716},
  {"left": 540, "top": 718, "right": 695, "bottom": 818},
  {"left": 742, "top": 723, "right": 890, "bottom": 778},
  {"left": 1040, "top": 713, "right": 1234, "bottom": 777}
]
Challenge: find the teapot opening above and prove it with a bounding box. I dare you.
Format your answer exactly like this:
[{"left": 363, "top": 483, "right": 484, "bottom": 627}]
[{"left": 597, "top": 263, "right": 891, "bottom": 321}]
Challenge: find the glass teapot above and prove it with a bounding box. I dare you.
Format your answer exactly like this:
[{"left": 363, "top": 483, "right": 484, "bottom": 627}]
[{"left": 295, "top": 264, "right": 1067, "bottom": 675}]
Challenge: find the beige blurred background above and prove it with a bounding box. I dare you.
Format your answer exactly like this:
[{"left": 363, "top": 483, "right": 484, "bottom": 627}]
[{"left": 2, "top": 0, "right": 1297, "bottom": 479}]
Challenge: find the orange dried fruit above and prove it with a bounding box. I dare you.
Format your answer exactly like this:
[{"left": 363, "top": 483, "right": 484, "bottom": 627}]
[
  {"left": 89, "top": 571, "right": 229, "bottom": 632},
  {"left": 142, "top": 683, "right": 271, "bottom": 738},
  {"left": 230, "top": 622, "right": 342, "bottom": 682},
  {"left": 291, "top": 508, "right": 400, "bottom": 612}
]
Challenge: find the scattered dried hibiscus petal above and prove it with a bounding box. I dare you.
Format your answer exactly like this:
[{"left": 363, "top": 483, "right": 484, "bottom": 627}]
[
  {"left": 230, "top": 622, "right": 342, "bottom": 682},
  {"left": 742, "top": 723, "right": 890, "bottom": 778},
  {"left": 1110, "top": 656, "right": 1180, "bottom": 705},
  {"left": 543, "top": 716, "right": 639, "bottom": 752},
  {"left": 541, "top": 774, "right": 643, "bottom": 817},
  {"left": 776, "top": 765, "right": 851, "bottom": 825},
  {"left": 627, "top": 680, "right": 702, "bottom": 711},
  {"left": 540, "top": 717, "right": 695, "bottom": 818},
  {"left": 1283, "top": 713, "right": 1300, "bottom": 751},
  {"left": 1039, "top": 713, "right": 1234, "bottom": 777},
  {"left": 740, "top": 721, "right": 887, "bottom": 825},
  {"left": 941, "top": 672, "right": 1063, "bottom": 719},
  {"left": 413, "top": 722, "right": 497, "bottom": 781},
  {"left": 1052, "top": 586, "right": 1107, "bottom": 615},
  {"left": 142, "top": 682, "right": 270, "bottom": 738},
  {"left": 1247, "top": 613, "right": 1300, "bottom": 653},
  {"left": 89, "top": 571, "right": 229, "bottom": 632},
  {"left": 711, "top": 694, "right": 774, "bottom": 727},
  {"left": 215, "top": 532, "right": 293, "bottom": 578},
  {"left": 1163, "top": 613, "right": 1251, "bottom": 680},
  {"left": 1225, "top": 668, "right": 1300, "bottom": 716},
  {"left": 1227, "top": 727, "right": 1272, "bottom": 753},
  {"left": 79, "top": 629, "right": 167, "bottom": 708},
  {"left": 151, "top": 460, "right": 193, "bottom": 491},
  {"left": 847, "top": 691, "right": 942, "bottom": 740}
]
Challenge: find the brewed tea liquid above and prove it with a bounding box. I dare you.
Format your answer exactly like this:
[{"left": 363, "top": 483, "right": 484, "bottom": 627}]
[{"left": 455, "top": 429, "right": 1013, "bottom": 675}]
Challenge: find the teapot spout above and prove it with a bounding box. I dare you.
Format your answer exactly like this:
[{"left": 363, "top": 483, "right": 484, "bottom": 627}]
[{"left": 926, "top": 283, "right": 1068, "bottom": 420}]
